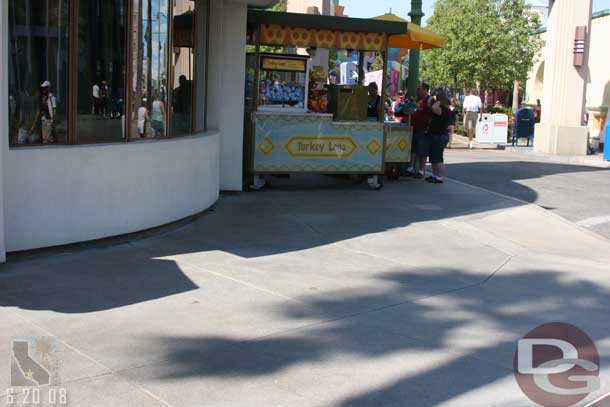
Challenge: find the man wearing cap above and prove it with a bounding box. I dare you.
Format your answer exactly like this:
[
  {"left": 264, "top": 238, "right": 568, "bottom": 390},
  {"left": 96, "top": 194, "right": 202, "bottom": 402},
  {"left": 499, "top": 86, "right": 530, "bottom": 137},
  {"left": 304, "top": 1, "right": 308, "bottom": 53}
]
[{"left": 38, "top": 81, "right": 57, "bottom": 144}]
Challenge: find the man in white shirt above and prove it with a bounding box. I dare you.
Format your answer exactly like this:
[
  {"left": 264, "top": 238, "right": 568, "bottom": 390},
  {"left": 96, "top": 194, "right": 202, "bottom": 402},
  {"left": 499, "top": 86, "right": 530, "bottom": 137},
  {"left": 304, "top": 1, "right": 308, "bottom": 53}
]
[{"left": 462, "top": 88, "right": 483, "bottom": 149}]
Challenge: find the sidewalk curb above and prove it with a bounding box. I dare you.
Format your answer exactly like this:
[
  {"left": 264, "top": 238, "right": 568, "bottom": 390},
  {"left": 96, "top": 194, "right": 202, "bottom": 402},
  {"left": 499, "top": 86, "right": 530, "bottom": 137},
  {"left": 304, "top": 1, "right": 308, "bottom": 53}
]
[
  {"left": 445, "top": 177, "right": 610, "bottom": 245},
  {"left": 502, "top": 147, "right": 610, "bottom": 169}
]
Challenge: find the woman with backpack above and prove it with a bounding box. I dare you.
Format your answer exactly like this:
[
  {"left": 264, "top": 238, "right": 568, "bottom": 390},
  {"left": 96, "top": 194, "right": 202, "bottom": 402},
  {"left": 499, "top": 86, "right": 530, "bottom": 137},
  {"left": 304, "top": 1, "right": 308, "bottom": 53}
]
[{"left": 426, "top": 89, "right": 452, "bottom": 184}]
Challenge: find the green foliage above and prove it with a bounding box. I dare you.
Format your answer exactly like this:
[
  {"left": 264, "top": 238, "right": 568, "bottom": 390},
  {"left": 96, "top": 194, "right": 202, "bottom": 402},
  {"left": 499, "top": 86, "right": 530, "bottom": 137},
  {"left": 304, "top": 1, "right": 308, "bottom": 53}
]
[
  {"left": 368, "top": 55, "right": 384, "bottom": 72},
  {"left": 269, "top": 0, "right": 287, "bottom": 12},
  {"left": 421, "top": 0, "right": 542, "bottom": 92},
  {"left": 245, "top": 1, "right": 287, "bottom": 53}
]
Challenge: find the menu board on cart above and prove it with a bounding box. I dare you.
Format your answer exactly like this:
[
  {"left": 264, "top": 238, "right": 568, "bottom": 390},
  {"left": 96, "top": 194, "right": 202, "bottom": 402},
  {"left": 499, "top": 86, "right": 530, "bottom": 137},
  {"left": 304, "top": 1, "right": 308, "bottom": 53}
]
[{"left": 261, "top": 57, "right": 307, "bottom": 72}]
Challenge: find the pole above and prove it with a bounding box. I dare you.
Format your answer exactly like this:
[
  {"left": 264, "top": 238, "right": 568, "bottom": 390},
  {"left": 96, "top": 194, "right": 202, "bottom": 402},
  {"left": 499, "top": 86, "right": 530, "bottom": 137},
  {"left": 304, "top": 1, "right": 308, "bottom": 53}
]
[{"left": 407, "top": 0, "right": 424, "bottom": 98}]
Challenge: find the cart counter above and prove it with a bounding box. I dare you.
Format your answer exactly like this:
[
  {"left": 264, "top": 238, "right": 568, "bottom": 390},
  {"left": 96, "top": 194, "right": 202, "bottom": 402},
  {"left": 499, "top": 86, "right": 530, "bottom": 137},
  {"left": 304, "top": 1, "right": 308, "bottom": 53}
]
[
  {"left": 252, "top": 111, "right": 385, "bottom": 174},
  {"left": 384, "top": 122, "right": 413, "bottom": 164}
]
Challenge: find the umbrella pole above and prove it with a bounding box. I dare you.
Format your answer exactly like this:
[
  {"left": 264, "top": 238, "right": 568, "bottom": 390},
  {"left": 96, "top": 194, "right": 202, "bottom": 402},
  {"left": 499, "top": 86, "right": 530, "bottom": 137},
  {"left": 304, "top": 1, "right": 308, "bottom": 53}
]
[{"left": 407, "top": 0, "right": 424, "bottom": 98}]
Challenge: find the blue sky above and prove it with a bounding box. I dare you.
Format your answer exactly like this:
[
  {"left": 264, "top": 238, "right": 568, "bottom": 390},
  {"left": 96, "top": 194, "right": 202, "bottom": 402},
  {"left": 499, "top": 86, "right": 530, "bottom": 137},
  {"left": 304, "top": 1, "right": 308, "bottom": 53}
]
[{"left": 344, "top": 0, "right": 610, "bottom": 25}]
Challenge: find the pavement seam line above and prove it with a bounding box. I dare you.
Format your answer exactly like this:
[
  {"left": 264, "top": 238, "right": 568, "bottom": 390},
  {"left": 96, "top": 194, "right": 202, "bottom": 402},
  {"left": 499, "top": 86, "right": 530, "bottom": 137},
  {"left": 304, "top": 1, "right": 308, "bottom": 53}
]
[
  {"left": 8, "top": 311, "right": 177, "bottom": 407},
  {"left": 126, "top": 240, "right": 306, "bottom": 303},
  {"left": 160, "top": 254, "right": 307, "bottom": 304}
]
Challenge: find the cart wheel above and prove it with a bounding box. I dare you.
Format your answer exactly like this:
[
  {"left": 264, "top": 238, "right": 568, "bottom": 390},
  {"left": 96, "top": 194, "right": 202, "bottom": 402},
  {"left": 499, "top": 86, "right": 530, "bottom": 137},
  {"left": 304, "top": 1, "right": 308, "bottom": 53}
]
[
  {"left": 250, "top": 175, "right": 266, "bottom": 191},
  {"left": 367, "top": 175, "right": 383, "bottom": 190}
]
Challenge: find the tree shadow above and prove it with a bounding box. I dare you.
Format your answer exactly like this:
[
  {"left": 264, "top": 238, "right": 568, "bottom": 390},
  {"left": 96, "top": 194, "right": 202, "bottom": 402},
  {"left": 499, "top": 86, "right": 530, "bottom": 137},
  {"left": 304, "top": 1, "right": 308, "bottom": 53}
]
[{"left": 138, "top": 267, "right": 610, "bottom": 406}]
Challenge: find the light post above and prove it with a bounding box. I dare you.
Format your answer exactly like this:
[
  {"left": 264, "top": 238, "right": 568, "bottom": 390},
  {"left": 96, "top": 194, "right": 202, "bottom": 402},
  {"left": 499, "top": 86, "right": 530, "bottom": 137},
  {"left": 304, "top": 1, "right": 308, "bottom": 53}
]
[{"left": 407, "top": 0, "right": 424, "bottom": 98}]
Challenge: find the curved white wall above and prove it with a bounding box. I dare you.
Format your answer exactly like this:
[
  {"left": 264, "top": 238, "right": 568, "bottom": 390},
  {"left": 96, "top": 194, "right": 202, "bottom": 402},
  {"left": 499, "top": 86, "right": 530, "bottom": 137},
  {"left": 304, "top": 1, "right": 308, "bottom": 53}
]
[{"left": 4, "top": 133, "right": 220, "bottom": 252}]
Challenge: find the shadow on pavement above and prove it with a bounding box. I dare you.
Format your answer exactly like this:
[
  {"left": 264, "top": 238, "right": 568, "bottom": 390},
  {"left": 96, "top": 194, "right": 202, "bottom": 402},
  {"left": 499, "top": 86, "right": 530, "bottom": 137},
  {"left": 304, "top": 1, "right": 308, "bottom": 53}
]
[
  {"left": 445, "top": 160, "right": 610, "bottom": 204},
  {"left": 141, "top": 267, "right": 610, "bottom": 406}
]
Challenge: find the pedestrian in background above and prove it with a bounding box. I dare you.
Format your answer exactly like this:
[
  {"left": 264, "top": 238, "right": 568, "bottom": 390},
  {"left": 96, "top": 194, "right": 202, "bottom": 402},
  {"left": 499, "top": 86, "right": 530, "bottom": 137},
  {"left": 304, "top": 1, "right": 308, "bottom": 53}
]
[
  {"left": 462, "top": 88, "right": 483, "bottom": 149},
  {"left": 150, "top": 92, "right": 166, "bottom": 138},
  {"left": 408, "top": 83, "right": 434, "bottom": 178},
  {"left": 137, "top": 99, "right": 149, "bottom": 138},
  {"left": 534, "top": 99, "right": 542, "bottom": 123},
  {"left": 426, "top": 89, "right": 452, "bottom": 184},
  {"left": 448, "top": 98, "right": 458, "bottom": 148}
]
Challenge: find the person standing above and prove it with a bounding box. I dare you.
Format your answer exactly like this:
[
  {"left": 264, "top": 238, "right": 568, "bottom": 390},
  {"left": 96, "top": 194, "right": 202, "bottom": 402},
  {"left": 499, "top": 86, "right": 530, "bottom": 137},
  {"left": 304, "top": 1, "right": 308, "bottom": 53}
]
[
  {"left": 426, "top": 90, "right": 452, "bottom": 184},
  {"left": 448, "top": 98, "right": 458, "bottom": 147},
  {"left": 408, "top": 83, "right": 434, "bottom": 178},
  {"left": 462, "top": 87, "right": 483, "bottom": 149},
  {"left": 367, "top": 82, "right": 381, "bottom": 121},
  {"left": 17, "top": 91, "right": 39, "bottom": 144},
  {"left": 137, "top": 99, "right": 149, "bottom": 138},
  {"left": 150, "top": 93, "right": 166, "bottom": 138},
  {"left": 37, "top": 81, "right": 57, "bottom": 144},
  {"left": 92, "top": 82, "right": 100, "bottom": 115},
  {"left": 534, "top": 99, "right": 542, "bottom": 123},
  {"left": 99, "top": 80, "right": 109, "bottom": 117}
]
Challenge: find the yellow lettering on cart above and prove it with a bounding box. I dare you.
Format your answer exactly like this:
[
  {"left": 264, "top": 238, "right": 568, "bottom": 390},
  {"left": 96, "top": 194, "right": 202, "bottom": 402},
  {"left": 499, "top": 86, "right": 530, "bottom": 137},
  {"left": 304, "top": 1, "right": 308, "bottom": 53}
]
[
  {"left": 261, "top": 58, "right": 306, "bottom": 72},
  {"left": 285, "top": 136, "right": 358, "bottom": 158}
]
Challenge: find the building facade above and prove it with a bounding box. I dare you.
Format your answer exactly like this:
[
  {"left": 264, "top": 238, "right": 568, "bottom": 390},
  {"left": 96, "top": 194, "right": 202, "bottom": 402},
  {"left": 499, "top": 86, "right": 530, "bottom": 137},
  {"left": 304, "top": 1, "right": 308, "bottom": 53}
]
[
  {"left": 0, "top": 0, "right": 273, "bottom": 262},
  {"left": 526, "top": 8, "right": 610, "bottom": 147}
]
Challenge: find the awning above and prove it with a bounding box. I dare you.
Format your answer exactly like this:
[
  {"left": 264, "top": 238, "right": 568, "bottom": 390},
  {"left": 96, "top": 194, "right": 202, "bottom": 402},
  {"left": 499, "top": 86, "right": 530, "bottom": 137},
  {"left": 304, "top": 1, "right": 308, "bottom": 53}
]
[
  {"left": 372, "top": 13, "right": 445, "bottom": 50},
  {"left": 247, "top": 10, "right": 408, "bottom": 51}
]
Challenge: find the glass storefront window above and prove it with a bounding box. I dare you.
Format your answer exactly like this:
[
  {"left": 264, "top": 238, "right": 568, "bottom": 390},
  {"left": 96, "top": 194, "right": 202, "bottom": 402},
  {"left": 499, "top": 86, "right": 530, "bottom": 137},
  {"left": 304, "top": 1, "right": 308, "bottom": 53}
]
[
  {"left": 7, "top": 0, "right": 206, "bottom": 146},
  {"left": 8, "top": 0, "right": 70, "bottom": 146},
  {"left": 131, "top": 0, "right": 169, "bottom": 140},
  {"left": 77, "top": 0, "right": 127, "bottom": 143}
]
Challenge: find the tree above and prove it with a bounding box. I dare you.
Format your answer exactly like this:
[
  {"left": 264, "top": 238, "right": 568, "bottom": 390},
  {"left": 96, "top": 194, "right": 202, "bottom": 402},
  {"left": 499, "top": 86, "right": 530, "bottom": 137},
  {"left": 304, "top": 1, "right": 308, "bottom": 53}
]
[
  {"left": 269, "top": 0, "right": 286, "bottom": 12},
  {"left": 421, "top": 0, "right": 542, "bottom": 100},
  {"left": 368, "top": 54, "right": 384, "bottom": 72},
  {"left": 245, "top": 0, "right": 287, "bottom": 54}
]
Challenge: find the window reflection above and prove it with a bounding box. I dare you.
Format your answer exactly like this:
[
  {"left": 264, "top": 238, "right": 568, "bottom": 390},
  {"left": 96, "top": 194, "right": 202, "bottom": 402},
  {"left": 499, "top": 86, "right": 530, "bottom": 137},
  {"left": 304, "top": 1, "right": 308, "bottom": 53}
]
[
  {"left": 8, "top": 0, "right": 69, "bottom": 145},
  {"left": 171, "top": 0, "right": 194, "bottom": 136},
  {"left": 131, "top": 0, "right": 169, "bottom": 139},
  {"left": 193, "top": 0, "right": 207, "bottom": 132},
  {"left": 77, "top": 0, "right": 127, "bottom": 143},
  {"left": 7, "top": 0, "right": 206, "bottom": 146}
]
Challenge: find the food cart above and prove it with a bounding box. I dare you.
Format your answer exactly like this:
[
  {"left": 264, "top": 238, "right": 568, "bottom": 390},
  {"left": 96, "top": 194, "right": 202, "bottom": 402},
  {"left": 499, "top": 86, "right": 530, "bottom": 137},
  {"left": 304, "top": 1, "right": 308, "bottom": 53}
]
[
  {"left": 244, "top": 10, "right": 407, "bottom": 190},
  {"left": 372, "top": 13, "right": 446, "bottom": 177}
]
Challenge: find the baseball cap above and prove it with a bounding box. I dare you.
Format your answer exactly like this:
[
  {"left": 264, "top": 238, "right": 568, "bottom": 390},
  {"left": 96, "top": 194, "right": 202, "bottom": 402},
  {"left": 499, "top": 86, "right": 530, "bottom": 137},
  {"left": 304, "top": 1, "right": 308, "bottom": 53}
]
[{"left": 41, "top": 81, "right": 51, "bottom": 88}]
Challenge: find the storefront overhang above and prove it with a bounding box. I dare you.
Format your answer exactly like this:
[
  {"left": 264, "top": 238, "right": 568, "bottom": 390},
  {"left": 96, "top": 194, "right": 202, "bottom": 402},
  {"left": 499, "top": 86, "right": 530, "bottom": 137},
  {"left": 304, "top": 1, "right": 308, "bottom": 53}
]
[
  {"left": 247, "top": 10, "right": 407, "bottom": 51},
  {"left": 243, "top": 0, "right": 279, "bottom": 7}
]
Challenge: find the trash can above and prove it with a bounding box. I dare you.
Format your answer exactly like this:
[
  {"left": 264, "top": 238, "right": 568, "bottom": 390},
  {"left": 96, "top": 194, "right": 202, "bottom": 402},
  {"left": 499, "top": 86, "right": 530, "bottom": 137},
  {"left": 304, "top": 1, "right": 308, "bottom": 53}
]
[
  {"left": 512, "top": 108, "right": 535, "bottom": 146},
  {"left": 475, "top": 114, "right": 493, "bottom": 141}
]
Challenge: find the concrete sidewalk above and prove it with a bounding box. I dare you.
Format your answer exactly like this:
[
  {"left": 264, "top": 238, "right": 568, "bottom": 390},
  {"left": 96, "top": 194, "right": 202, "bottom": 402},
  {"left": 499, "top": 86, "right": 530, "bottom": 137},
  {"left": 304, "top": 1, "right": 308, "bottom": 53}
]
[{"left": 2, "top": 176, "right": 610, "bottom": 407}]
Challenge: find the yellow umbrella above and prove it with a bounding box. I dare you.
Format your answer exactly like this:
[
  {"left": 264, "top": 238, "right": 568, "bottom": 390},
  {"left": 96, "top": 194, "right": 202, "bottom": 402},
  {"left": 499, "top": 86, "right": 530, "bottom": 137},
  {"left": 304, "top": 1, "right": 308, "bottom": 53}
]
[{"left": 372, "top": 13, "right": 446, "bottom": 50}]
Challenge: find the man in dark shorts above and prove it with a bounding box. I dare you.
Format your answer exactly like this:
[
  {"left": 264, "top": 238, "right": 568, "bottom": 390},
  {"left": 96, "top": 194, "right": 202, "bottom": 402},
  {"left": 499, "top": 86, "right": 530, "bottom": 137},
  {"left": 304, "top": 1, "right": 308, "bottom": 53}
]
[{"left": 408, "top": 83, "right": 434, "bottom": 178}]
